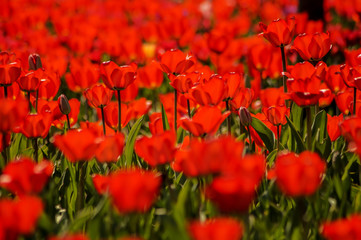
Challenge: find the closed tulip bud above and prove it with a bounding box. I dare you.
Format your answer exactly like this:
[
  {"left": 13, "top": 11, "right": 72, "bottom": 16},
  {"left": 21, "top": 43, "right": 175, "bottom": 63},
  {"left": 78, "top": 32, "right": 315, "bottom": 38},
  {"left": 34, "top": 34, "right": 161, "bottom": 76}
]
[
  {"left": 28, "top": 54, "right": 43, "bottom": 71},
  {"left": 58, "top": 94, "right": 71, "bottom": 115},
  {"left": 239, "top": 107, "right": 252, "bottom": 127}
]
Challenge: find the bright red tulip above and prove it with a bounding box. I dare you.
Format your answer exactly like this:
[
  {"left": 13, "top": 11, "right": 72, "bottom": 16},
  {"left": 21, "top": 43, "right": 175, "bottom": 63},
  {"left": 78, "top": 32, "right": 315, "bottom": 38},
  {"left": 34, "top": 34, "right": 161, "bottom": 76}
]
[
  {"left": 17, "top": 69, "right": 43, "bottom": 92},
  {"left": 65, "top": 58, "right": 99, "bottom": 93},
  {"left": 158, "top": 49, "right": 195, "bottom": 76},
  {"left": 264, "top": 105, "right": 290, "bottom": 126},
  {"left": 95, "top": 134, "right": 125, "bottom": 163},
  {"left": 137, "top": 61, "right": 163, "bottom": 89},
  {"left": 93, "top": 169, "right": 161, "bottom": 213},
  {"left": 20, "top": 111, "right": 52, "bottom": 138},
  {"left": 260, "top": 87, "right": 287, "bottom": 108},
  {"left": 273, "top": 151, "right": 326, "bottom": 197},
  {"left": 286, "top": 61, "right": 327, "bottom": 106},
  {"left": 84, "top": 84, "right": 112, "bottom": 108},
  {"left": 135, "top": 130, "right": 176, "bottom": 167},
  {"left": 188, "top": 218, "right": 243, "bottom": 240},
  {"left": 0, "top": 196, "right": 43, "bottom": 240},
  {"left": 0, "top": 98, "right": 28, "bottom": 133},
  {"left": 0, "top": 52, "right": 21, "bottom": 87},
  {"left": 327, "top": 113, "right": 343, "bottom": 141},
  {"left": 170, "top": 72, "right": 199, "bottom": 94},
  {"left": 190, "top": 75, "right": 226, "bottom": 106},
  {"left": 103, "top": 102, "right": 133, "bottom": 131},
  {"left": 180, "top": 106, "right": 230, "bottom": 137},
  {"left": 54, "top": 129, "right": 99, "bottom": 162},
  {"left": 100, "top": 61, "right": 137, "bottom": 90},
  {"left": 0, "top": 157, "right": 53, "bottom": 196},
  {"left": 223, "top": 72, "right": 244, "bottom": 100},
  {"left": 149, "top": 113, "right": 165, "bottom": 135},
  {"left": 292, "top": 32, "right": 332, "bottom": 61},
  {"left": 205, "top": 154, "right": 265, "bottom": 213},
  {"left": 259, "top": 17, "right": 296, "bottom": 47},
  {"left": 321, "top": 215, "right": 361, "bottom": 240},
  {"left": 325, "top": 65, "right": 347, "bottom": 94}
]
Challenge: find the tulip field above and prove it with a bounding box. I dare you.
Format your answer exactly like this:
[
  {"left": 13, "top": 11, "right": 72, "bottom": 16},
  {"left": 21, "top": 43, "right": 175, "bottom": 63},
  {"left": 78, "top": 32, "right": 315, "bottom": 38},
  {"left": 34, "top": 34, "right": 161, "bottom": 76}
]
[{"left": 2, "top": 0, "right": 361, "bottom": 239}]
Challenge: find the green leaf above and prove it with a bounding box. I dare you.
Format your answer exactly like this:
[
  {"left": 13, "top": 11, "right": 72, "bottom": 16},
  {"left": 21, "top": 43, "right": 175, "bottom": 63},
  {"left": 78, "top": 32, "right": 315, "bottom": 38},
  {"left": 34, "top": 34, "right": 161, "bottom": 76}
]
[
  {"left": 125, "top": 115, "right": 145, "bottom": 167},
  {"left": 161, "top": 104, "right": 170, "bottom": 131},
  {"left": 290, "top": 103, "right": 303, "bottom": 132},
  {"left": 250, "top": 117, "right": 275, "bottom": 152},
  {"left": 266, "top": 149, "right": 278, "bottom": 167},
  {"left": 286, "top": 116, "right": 305, "bottom": 153},
  {"left": 311, "top": 110, "right": 327, "bottom": 143}
]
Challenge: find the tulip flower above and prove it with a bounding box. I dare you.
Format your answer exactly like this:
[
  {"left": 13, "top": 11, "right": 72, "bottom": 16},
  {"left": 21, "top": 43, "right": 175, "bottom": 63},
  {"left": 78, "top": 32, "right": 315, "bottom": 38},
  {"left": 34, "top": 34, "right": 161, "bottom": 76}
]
[
  {"left": 135, "top": 130, "right": 176, "bottom": 167},
  {"left": 273, "top": 151, "right": 326, "bottom": 197},
  {"left": 0, "top": 51, "right": 21, "bottom": 98},
  {"left": 188, "top": 218, "right": 243, "bottom": 240},
  {"left": 327, "top": 113, "right": 343, "bottom": 141},
  {"left": 92, "top": 169, "right": 161, "bottom": 213},
  {"left": 95, "top": 133, "right": 125, "bottom": 163},
  {"left": 0, "top": 196, "right": 43, "bottom": 240},
  {"left": 321, "top": 215, "right": 361, "bottom": 240},
  {"left": 180, "top": 106, "right": 230, "bottom": 137},
  {"left": 100, "top": 61, "right": 137, "bottom": 132},
  {"left": 0, "top": 157, "right": 53, "bottom": 196},
  {"left": 292, "top": 32, "right": 332, "bottom": 62},
  {"left": 259, "top": 17, "right": 296, "bottom": 94},
  {"left": 84, "top": 84, "right": 113, "bottom": 135}
]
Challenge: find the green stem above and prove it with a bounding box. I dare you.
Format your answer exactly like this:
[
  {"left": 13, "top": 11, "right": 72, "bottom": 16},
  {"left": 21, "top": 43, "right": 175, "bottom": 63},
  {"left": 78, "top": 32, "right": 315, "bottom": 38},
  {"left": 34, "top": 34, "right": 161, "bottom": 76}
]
[
  {"left": 280, "top": 45, "right": 288, "bottom": 93},
  {"left": 174, "top": 90, "right": 178, "bottom": 133},
  {"left": 100, "top": 106, "right": 106, "bottom": 136},
  {"left": 117, "top": 90, "right": 122, "bottom": 132},
  {"left": 306, "top": 107, "right": 312, "bottom": 151},
  {"left": 226, "top": 100, "right": 231, "bottom": 135},
  {"left": 2, "top": 133, "right": 8, "bottom": 164},
  {"left": 33, "top": 138, "right": 38, "bottom": 163},
  {"left": 76, "top": 161, "right": 87, "bottom": 212}
]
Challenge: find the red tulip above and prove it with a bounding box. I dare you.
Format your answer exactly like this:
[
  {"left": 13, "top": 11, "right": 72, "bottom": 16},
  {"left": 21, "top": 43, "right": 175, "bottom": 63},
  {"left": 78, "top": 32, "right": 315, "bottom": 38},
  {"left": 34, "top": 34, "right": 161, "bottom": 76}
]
[
  {"left": 54, "top": 129, "right": 99, "bottom": 162},
  {"left": 190, "top": 75, "right": 226, "bottom": 106},
  {"left": 135, "top": 130, "right": 176, "bottom": 167},
  {"left": 0, "top": 98, "right": 28, "bottom": 133},
  {"left": 180, "top": 106, "right": 230, "bottom": 137},
  {"left": 84, "top": 84, "right": 112, "bottom": 108},
  {"left": 327, "top": 113, "right": 343, "bottom": 141},
  {"left": 286, "top": 61, "right": 326, "bottom": 106},
  {"left": 158, "top": 49, "right": 195, "bottom": 76},
  {"left": 292, "top": 32, "right": 332, "bottom": 61},
  {"left": 95, "top": 134, "right": 125, "bottom": 163},
  {"left": 65, "top": 58, "right": 100, "bottom": 93},
  {"left": 0, "top": 196, "right": 43, "bottom": 239},
  {"left": 325, "top": 65, "right": 347, "bottom": 94},
  {"left": 273, "top": 151, "right": 326, "bottom": 197},
  {"left": 17, "top": 69, "right": 43, "bottom": 92},
  {"left": 321, "top": 215, "right": 361, "bottom": 240},
  {"left": 100, "top": 61, "right": 137, "bottom": 90},
  {"left": 264, "top": 105, "right": 290, "bottom": 126},
  {"left": 103, "top": 101, "right": 133, "bottom": 130},
  {"left": 20, "top": 111, "right": 52, "bottom": 138},
  {"left": 188, "top": 218, "right": 243, "bottom": 240},
  {"left": 92, "top": 169, "right": 161, "bottom": 213},
  {"left": 137, "top": 61, "right": 163, "bottom": 89},
  {"left": 0, "top": 52, "right": 21, "bottom": 87},
  {"left": 259, "top": 17, "right": 296, "bottom": 47},
  {"left": 0, "top": 157, "right": 53, "bottom": 196},
  {"left": 149, "top": 113, "right": 165, "bottom": 135}
]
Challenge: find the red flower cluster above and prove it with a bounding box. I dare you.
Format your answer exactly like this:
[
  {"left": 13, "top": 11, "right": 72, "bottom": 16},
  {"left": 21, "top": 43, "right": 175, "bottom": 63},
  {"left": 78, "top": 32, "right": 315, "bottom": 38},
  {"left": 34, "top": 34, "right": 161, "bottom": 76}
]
[{"left": 322, "top": 215, "right": 361, "bottom": 240}]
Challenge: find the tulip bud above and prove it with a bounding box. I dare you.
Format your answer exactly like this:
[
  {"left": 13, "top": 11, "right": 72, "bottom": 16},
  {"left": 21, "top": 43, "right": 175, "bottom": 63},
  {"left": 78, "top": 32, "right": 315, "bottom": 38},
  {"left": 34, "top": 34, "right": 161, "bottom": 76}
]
[
  {"left": 28, "top": 54, "right": 43, "bottom": 71},
  {"left": 58, "top": 94, "right": 71, "bottom": 115},
  {"left": 239, "top": 107, "right": 252, "bottom": 127}
]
